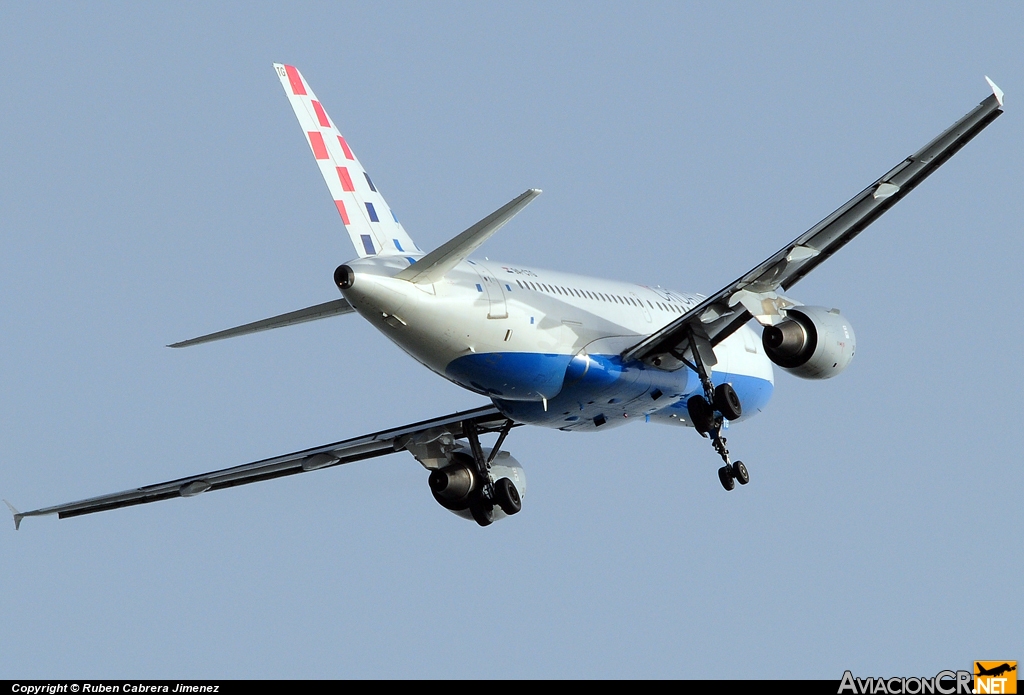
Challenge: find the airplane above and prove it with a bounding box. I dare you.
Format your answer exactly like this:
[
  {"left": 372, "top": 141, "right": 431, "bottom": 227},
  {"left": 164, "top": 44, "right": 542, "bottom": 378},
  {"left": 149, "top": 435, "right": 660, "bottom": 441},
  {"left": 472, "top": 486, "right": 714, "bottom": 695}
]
[
  {"left": 975, "top": 663, "right": 1016, "bottom": 678},
  {"left": 5, "top": 65, "right": 1005, "bottom": 529}
]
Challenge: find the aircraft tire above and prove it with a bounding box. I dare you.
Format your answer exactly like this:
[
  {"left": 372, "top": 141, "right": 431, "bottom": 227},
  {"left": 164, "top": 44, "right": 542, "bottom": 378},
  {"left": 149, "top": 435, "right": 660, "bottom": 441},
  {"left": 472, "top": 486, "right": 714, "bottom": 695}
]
[
  {"left": 713, "top": 383, "right": 742, "bottom": 420},
  {"left": 687, "top": 396, "right": 715, "bottom": 434},
  {"left": 734, "top": 461, "right": 749, "bottom": 485},
  {"left": 470, "top": 500, "right": 494, "bottom": 527},
  {"left": 718, "top": 465, "right": 735, "bottom": 491},
  {"left": 494, "top": 478, "right": 522, "bottom": 515}
]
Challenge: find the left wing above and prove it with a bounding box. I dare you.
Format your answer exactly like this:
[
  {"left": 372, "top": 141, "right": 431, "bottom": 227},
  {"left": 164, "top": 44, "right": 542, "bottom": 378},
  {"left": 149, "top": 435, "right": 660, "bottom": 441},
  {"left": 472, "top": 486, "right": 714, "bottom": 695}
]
[
  {"left": 623, "top": 79, "right": 1004, "bottom": 366},
  {"left": 7, "top": 405, "right": 510, "bottom": 529}
]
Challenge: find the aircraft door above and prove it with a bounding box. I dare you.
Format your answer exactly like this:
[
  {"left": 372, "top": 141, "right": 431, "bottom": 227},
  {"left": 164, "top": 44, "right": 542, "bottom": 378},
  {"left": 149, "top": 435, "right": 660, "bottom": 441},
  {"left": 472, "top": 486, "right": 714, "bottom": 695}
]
[
  {"left": 630, "top": 292, "right": 651, "bottom": 323},
  {"left": 472, "top": 262, "right": 508, "bottom": 319}
]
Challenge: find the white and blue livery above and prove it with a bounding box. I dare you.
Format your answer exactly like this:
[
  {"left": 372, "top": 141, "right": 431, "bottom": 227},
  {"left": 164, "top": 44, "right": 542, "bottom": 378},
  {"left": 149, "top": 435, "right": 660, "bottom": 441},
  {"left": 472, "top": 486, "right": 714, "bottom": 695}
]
[{"left": 6, "top": 67, "right": 1004, "bottom": 529}]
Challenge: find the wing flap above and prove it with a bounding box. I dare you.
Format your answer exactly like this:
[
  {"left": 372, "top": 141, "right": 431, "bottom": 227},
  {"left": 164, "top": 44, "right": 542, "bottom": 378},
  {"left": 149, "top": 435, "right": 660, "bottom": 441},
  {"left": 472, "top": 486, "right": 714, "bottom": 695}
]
[
  {"left": 11, "top": 405, "right": 510, "bottom": 527},
  {"left": 623, "top": 81, "right": 1004, "bottom": 365}
]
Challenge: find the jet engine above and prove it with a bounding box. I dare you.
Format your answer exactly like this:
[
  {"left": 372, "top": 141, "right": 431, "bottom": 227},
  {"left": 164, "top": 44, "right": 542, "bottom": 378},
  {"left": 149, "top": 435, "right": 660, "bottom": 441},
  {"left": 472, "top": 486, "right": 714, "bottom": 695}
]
[
  {"left": 427, "top": 447, "right": 526, "bottom": 526},
  {"left": 761, "top": 306, "right": 856, "bottom": 379}
]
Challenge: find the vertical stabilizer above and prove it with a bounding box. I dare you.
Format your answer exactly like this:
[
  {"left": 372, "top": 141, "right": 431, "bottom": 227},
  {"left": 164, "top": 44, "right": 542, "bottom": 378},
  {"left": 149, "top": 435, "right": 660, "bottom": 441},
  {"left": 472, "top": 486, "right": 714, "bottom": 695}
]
[{"left": 274, "top": 64, "right": 418, "bottom": 258}]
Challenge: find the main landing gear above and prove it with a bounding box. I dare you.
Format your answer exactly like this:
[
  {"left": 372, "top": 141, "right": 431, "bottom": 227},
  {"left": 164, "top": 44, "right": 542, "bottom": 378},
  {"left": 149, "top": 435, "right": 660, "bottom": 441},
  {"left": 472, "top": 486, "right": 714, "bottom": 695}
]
[
  {"left": 716, "top": 459, "right": 749, "bottom": 491},
  {"left": 678, "top": 329, "right": 749, "bottom": 492},
  {"left": 464, "top": 418, "right": 517, "bottom": 526},
  {"left": 427, "top": 414, "right": 524, "bottom": 527}
]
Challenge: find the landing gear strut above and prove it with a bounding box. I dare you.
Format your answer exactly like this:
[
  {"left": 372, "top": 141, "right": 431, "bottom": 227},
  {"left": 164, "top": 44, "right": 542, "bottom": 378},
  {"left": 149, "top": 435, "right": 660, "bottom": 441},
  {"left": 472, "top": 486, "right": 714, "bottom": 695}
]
[
  {"left": 676, "top": 328, "right": 749, "bottom": 491},
  {"left": 463, "top": 417, "right": 516, "bottom": 525}
]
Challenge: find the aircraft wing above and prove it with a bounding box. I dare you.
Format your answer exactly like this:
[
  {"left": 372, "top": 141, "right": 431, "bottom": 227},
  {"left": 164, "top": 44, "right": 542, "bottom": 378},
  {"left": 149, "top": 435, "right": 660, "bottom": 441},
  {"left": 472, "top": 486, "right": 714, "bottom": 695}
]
[
  {"left": 622, "top": 80, "right": 1004, "bottom": 365},
  {"left": 7, "top": 405, "right": 509, "bottom": 529}
]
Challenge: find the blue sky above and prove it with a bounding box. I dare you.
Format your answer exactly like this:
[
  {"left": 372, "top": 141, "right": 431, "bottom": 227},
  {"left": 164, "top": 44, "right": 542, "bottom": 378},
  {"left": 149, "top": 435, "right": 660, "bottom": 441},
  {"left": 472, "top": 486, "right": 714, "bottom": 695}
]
[{"left": 1, "top": 2, "right": 1021, "bottom": 678}]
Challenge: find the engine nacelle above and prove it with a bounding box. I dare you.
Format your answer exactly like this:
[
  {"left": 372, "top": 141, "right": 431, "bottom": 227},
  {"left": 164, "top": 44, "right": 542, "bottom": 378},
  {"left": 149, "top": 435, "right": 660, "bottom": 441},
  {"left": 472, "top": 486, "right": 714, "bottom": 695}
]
[
  {"left": 427, "top": 446, "right": 526, "bottom": 524},
  {"left": 761, "top": 306, "right": 856, "bottom": 379}
]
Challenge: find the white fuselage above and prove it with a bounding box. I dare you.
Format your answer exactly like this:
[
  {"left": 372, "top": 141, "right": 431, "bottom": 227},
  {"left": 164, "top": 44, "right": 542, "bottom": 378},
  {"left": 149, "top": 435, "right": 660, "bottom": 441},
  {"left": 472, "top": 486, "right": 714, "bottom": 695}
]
[{"left": 341, "top": 255, "right": 774, "bottom": 432}]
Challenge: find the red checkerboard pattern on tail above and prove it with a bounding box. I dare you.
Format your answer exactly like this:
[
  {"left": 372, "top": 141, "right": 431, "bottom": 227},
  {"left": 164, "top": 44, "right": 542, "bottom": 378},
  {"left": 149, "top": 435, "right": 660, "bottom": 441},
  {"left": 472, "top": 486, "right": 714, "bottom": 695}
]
[{"left": 274, "top": 63, "right": 418, "bottom": 259}]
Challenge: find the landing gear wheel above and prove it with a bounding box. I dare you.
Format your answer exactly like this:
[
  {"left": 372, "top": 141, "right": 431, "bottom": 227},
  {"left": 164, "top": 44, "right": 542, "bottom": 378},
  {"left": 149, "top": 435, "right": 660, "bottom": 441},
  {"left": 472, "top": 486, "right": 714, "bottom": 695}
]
[
  {"left": 470, "top": 500, "right": 494, "bottom": 527},
  {"left": 733, "top": 461, "right": 749, "bottom": 485},
  {"left": 718, "top": 465, "right": 735, "bottom": 491},
  {"left": 493, "top": 478, "right": 522, "bottom": 515},
  {"left": 713, "top": 383, "right": 742, "bottom": 420},
  {"left": 687, "top": 396, "right": 715, "bottom": 434}
]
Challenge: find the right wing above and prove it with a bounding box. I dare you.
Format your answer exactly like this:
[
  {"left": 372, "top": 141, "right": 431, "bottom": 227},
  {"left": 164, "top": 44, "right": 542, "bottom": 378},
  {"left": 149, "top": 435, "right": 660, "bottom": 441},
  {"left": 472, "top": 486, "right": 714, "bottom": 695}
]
[
  {"left": 7, "top": 405, "right": 510, "bottom": 528},
  {"left": 622, "top": 78, "right": 1004, "bottom": 366}
]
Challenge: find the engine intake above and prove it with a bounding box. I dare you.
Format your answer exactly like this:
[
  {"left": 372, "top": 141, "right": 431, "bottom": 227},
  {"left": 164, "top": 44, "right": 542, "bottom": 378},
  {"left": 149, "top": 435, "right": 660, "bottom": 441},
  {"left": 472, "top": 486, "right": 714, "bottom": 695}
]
[{"left": 762, "top": 306, "right": 855, "bottom": 379}]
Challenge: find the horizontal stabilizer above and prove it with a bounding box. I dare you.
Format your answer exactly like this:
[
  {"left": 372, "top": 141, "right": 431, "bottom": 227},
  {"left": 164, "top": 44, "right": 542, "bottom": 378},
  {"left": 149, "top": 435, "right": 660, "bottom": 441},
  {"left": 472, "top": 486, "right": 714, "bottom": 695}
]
[
  {"left": 395, "top": 189, "right": 541, "bottom": 285},
  {"left": 168, "top": 298, "right": 354, "bottom": 348}
]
